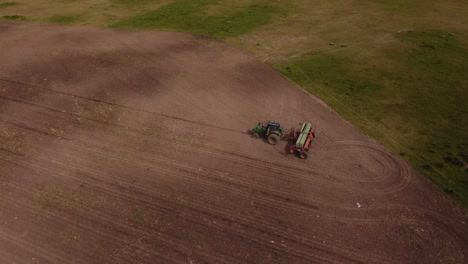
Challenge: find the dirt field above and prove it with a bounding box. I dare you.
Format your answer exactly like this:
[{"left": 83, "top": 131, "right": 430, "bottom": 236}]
[{"left": 0, "top": 22, "right": 467, "bottom": 264}]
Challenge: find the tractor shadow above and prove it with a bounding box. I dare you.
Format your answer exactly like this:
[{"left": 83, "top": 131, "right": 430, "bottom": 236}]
[
  {"left": 281, "top": 131, "right": 296, "bottom": 157},
  {"left": 246, "top": 129, "right": 268, "bottom": 143},
  {"left": 247, "top": 128, "right": 295, "bottom": 157},
  {"left": 280, "top": 136, "right": 293, "bottom": 157},
  {"left": 280, "top": 127, "right": 303, "bottom": 158}
]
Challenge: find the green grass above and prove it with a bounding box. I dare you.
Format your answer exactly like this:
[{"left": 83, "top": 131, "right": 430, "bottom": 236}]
[
  {"left": 369, "top": 0, "right": 419, "bottom": 12},
  {"left": 48, "top": 14, "right": 81, "bottom": 24},
  {"left": 133, "top": 211, "right": 146, "bottom": 222},
  {"left": 112, "top": 0, "right": 289, "bottom": 38},
  {"left": 276, "top": 29, "right": 468, "bottom": 205},
  {"left": 395, "top": 30, "right": 468, "bottom": 199},
  {"left": 0, "top": 1, "right": 18, "bottom": 8},
  {"left": 40, "top": 188, "right": 96, "bottom": 211},
  {"left": 2, "top": 14, "right": 25, "bottom": 20},
  {"left": 111, "top": 0, "right": 155, "bottom": 5}
]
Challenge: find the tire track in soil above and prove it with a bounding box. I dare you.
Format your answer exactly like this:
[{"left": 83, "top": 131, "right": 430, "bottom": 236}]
[
  {"left": 5, "top": 135, "right": 464, "bottom": 263},
  {"left": 2, "top": 88, "right": 466, "bottom": 263},
  {"left": 0, "top": 93, "right": 460, "bottom": 223},
  {"left": 0, "top": 163, "right": 231, "bottom": 263},
  {"left": 0, "top": 100, "right": 404, "bottom": 216},
  {"left": 0, "top": 80, "right": 375, "bottom": 179},
  {"left": 0, "top": 229, "right": 72, "bottom": 264},
  {"left": 0, "top": 78, "right": 248, "bottom": 136},
  {"left": 0, "top": 155, "right": 389, "bottom": 264},
  {"left": 0, "top": 105, "right": 394, "bottom": 264},
  {"left": 6, "top": 114, "right": 462, "bottom": 264},
  {"left": 0, "top": 124, "right": 372, "bottom": 264},
  {"left": 0, "top": 91, "right": 379, "bottom": 198},
  {"left": 0, "top": 246, "right": 27, "bottom": 264},
  {"left": 0, "top": 191, "right": 179, "bottom": 264},
  {"left": 0, "top": 92, "right": 408, "bottom": 196},
  {"left": 0, "top": 157, "right": 330, "bottom": 264},
  {"left": 313, "top": 140, "right": 466, "bottom": 261},
  {"left": 316, "top": 140, "right": 413, "bottom": 191},
  {"left": 0, "top": 131, "right": 318, "bottom": 262}
]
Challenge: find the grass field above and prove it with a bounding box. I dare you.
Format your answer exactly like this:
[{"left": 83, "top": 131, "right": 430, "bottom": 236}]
[{"left": 1, "top": 0, "right": 467, "bottom": 206}]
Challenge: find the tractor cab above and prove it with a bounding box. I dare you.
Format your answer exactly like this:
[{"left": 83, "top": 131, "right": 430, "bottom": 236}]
[
  {"left": 251, "top": 121, "right": 284, "bottom": 145},
  {"left": 265, "top": 121, "right": 281, "bottom": 134}
]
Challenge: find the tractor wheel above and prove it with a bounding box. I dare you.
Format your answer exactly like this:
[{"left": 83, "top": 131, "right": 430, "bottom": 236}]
[
  {"left": 267, "top": 133, "right": 280, "bottom": 145},
  {"left": 299, "top": 151, "right": 309, "bottom": 159},
  {"left": 252, "top": 132, "right": 260, "bottom": 139}
]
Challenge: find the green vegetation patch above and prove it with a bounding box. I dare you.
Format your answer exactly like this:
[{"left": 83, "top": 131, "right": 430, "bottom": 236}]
[
  {"left": 0, "top": 1, "right": 18, "bottom": 8},
  {"left": 48, "top": 14, "right": 81, "bottom": 24},
  {"left": 394, "top": 29, "right": 468, "bottom": 203},
  {"left": 369, "top": 0, "right": 420, "bottom": 12},
  {"left": 40, "top": 189, "right": 96, "bottom": 211},
  {"left": 2, "top": 14, "right": 26, "bottom": 21},
  {"left": 278, "top": 53, "right": 387, "bottom": 121},
  {"left": 112, "top": 0, "right": 289, "bottom": 38},
  {"left": 276, "top": 29, "right": 468, "bottom": 206},
  {"left": 111, "top": 0, "right": 154, "bottom": 5},
  {"left": 133, "top": 211, "right": 146, "bottom": 222}
]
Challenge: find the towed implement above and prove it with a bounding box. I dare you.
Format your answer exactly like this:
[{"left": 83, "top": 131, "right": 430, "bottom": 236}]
[{"left": 289, "top": 123, "right": 316, "bottom": 159}]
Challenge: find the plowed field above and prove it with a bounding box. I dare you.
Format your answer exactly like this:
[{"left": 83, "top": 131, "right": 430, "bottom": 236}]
[{"left": 0, "top": 22, "right": 467, "bottom": 264}]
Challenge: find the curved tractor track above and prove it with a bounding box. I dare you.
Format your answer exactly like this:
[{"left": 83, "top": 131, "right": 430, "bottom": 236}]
[{"left": 0, "top": 22, "right": 467, "bottom": 264}]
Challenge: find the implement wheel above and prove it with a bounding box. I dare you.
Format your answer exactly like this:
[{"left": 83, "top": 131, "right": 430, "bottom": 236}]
[
  {"left": 299, "top": 151, "right": 308, "bottom": 159},
  {"left": 267, "top": 133, "right": 280, "bottom": 145}
]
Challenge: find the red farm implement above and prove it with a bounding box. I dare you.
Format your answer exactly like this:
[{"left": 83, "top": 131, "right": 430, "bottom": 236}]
[{"left": 289, "top": 123, "right": 316, "bottom": 159}]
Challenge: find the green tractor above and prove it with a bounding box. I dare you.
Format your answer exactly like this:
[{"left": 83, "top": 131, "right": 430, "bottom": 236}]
[{"left": 252, "top": 121, "right": 284, "bottom": 145}]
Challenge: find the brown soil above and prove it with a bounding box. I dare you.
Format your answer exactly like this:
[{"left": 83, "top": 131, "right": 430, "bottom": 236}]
[{"left": 0, "top": 22, "right": 467, "bottom": 264}]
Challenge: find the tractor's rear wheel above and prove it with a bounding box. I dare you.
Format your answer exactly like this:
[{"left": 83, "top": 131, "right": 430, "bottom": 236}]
[
  {"left": 299, "top": 151, "right": 308, "bottom": 159},
  {"left": 267, "top": 133, "right": 280, "bottom": 145},
  {"left": 252, "top": 132, "right": 260, "bottom": 139}
]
